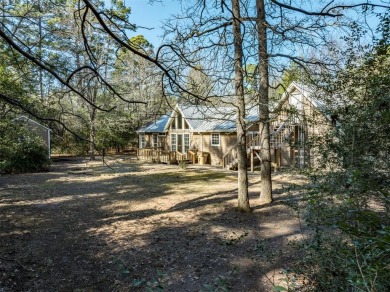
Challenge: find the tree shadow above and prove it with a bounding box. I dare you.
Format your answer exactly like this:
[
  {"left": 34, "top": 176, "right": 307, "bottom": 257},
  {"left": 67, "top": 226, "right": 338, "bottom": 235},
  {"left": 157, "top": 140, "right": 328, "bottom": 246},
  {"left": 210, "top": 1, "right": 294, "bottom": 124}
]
[{"left": 0, "top": 157, "right": 310, "bottom": 291}]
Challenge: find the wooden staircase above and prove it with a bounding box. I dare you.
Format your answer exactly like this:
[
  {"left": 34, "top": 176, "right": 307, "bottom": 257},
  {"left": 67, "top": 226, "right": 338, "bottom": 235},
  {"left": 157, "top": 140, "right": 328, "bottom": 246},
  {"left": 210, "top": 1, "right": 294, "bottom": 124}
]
[{"left": 222, "top": 119, "right": 299, "bottom": 170}]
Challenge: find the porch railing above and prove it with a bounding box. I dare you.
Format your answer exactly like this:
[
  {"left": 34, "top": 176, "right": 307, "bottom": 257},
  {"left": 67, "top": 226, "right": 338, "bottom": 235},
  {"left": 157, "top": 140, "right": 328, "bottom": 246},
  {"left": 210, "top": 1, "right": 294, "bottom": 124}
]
[
  {"left": 137, "top": 148, "right": 178, "bottom": 164},
  {"left": 222, "top": 143, "right": 239, "bottom": 170}
]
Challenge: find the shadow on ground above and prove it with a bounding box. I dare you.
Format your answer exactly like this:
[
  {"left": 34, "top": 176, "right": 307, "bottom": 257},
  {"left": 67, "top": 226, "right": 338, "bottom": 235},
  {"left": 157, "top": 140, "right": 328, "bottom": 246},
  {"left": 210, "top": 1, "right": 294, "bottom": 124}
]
[{"left": 0, "top": 156, "right": 309, "bottom": 291}]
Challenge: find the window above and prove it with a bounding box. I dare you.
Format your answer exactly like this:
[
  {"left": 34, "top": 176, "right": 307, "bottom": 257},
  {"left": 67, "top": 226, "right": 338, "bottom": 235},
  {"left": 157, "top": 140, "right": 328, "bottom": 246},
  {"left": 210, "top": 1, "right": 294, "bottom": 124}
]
[
  {"left": 211, "top": 134, "right": 220, "bottom": 146},
  {"left": 184, "top": 134, "right": 190, "bottom": 152},
  {"left": 140, "top": 134, "right": 146, "bottom": 148},
  {"left": 171, "top": 134, "right": 177, "bottom": 151},
  {"left": 153, "top": 134, "right": 158, "bottom": 148}
]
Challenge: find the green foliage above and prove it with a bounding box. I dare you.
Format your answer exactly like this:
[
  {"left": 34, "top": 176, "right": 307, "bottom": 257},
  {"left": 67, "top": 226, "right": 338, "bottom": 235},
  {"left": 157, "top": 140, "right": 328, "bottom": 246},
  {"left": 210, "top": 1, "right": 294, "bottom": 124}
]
[
  {"left": 130, "top": 35, "right": 154, "bottom": 52},
  {"left": 289, "top": 33, "right": 390, "bottom": 290},
  {"left": 243, "top": 63, "right": 258, "bottom": 94},
  {"left": 0, "top": 120, "right": 50, "bottom": 174}
]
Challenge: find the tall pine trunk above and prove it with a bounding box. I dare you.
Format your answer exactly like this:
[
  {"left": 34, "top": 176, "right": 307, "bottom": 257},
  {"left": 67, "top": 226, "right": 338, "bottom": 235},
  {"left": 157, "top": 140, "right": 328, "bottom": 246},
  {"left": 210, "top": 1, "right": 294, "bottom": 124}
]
[
  {"left": 257, "top": 0, "right": 272, "bottom": 203},
  {"left": 232, "top": 0, "right": 251, "bottom": 212}
]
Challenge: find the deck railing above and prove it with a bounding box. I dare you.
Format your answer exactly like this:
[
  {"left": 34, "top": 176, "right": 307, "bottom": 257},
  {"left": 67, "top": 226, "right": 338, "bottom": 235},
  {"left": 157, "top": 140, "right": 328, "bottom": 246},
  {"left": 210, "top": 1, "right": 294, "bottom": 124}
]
[
  {"left": 222, "top": 143, "right": 239, "bottom": 169},
  {"left": 137, "top": 148, "right": 178, "bottom": 164},
  {"left": 222, "top": 118, "right": 297, "bottom": 169}
]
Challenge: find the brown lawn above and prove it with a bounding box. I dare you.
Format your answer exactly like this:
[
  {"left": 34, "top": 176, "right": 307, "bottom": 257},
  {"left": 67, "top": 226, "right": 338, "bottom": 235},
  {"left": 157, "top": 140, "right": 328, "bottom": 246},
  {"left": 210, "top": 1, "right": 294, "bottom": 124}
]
[{"left": 0, "top": 156, "right": 308, "bottom": 291}]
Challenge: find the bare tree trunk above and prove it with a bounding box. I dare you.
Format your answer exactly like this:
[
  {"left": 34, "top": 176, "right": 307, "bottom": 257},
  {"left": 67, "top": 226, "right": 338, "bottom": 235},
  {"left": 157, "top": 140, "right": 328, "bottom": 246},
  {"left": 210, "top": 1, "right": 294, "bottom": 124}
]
[
  {"left": 232, "top": 0, "right": 251, "bottom": 212},
  {"left": 257, "top": 0, "right": 272, "bottom": 204}
]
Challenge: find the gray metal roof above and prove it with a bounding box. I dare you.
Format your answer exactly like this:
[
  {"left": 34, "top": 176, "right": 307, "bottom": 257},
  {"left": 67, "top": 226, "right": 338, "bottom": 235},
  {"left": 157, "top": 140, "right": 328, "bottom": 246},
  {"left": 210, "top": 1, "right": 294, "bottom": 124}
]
[
  {"left": 137, "top": 114, "right": 170, "bottom": 133},
  {"left": 15, "top": 116, "right": 51, "bottom": 131},
  {"left": 137, "top": 104, "right": 260, "bottom": 134},
  {"left": 172, "top": 104, "right": 259, "bottom": 133}
]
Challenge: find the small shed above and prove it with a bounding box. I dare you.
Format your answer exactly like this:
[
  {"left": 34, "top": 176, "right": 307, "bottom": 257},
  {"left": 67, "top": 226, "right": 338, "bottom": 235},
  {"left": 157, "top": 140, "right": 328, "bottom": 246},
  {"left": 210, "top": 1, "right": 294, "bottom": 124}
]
[{"left": 15, "top": 116, "right": 51, "bottom": 158}]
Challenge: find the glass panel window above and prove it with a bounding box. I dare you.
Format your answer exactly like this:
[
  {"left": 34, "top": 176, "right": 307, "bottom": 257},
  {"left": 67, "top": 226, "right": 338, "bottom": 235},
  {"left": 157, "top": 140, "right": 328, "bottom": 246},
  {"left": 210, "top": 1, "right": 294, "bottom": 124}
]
[
  {"left": 140, "top": 134, "right": 146, "bottom": 148},
  {"left": 184, "top": 134, "right": 190, "bottom": 152},
  {"left": 171, "top": 134, "right": 177, "bottom": 151},
  {"left": 211, "top": 134, "right": 220, "bottom": 146},
  {"left": 153, "top": 134, "right": 158, "bottom": 148}
]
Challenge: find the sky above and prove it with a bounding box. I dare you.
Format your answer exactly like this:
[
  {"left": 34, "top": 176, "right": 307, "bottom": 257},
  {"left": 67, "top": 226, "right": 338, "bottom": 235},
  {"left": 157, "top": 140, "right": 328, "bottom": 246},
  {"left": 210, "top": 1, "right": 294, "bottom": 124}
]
[{"left": 125, "top": 0, "right": 182, "bottom": 48}]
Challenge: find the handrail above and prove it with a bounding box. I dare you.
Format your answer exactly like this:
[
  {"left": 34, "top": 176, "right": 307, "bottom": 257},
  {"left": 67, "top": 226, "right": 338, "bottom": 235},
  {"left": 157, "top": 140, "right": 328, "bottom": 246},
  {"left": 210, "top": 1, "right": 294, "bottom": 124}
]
[
  {"left": 222, "top": 118, "right": 293, "bottom": 169},
  {"left": 176, "top": 151, "right": 187, "bottom": 161},
  {"left": 246, "top": 118, "right": 290, "bottom": 150},
  {"left": 222, "top": 141, "right": 239, "bottom": 169},
  {"left": 137, "top": 148, "right": 178, "bottom": 164},
  {"left": 271, "top": 120, "right": 295, "bottom": 149}
]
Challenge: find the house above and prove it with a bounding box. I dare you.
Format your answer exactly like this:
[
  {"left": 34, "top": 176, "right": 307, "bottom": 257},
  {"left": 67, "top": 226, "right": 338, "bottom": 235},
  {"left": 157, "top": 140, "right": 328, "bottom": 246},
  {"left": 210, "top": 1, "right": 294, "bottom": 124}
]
[
  {"left": 137, "top": 82, "right": 330, "bottom": 169},
  {"left": 268, "top": 81, "right": 331, "bottom": 169},
  {"left": 165, "top": 104, "right": 259, "bottom": 165},
  {"left": 15, "top": 116, "right": 51, "bottom": 158},
  {"left": 137, "top": 114, "right": 170, "bottom": 149},
  {"left": 137, "top": 104, "right": 259, "bottom": 166}
]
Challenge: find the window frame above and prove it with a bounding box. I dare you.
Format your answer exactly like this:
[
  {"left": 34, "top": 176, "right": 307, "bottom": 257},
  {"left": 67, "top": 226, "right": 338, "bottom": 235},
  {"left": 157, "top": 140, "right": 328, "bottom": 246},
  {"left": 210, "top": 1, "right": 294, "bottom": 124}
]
[
  {"left": 184, "top": 134, "right": 190, "bottom": 152},
  {"left": 171, "top": 134, "right": 177, "bottom": 151},
  {"left": 211, "top": 133, "right": 220, "bottom": 146},
  {"left": 153, "top": 134, "right": 158, "bottom": 148},
  {"left": 140, "top": 134, "right": 146, "bottom": 148}
]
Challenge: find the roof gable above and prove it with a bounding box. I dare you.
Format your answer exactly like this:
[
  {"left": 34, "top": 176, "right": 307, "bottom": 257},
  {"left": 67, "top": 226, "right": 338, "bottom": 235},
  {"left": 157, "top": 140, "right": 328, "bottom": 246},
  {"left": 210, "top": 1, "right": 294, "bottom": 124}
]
[
  {"left": 15, "top": 116, "right": 51, "bottom": 131},
  {"left": 275, "top": 81, "right": 329, "bottom": 117}
]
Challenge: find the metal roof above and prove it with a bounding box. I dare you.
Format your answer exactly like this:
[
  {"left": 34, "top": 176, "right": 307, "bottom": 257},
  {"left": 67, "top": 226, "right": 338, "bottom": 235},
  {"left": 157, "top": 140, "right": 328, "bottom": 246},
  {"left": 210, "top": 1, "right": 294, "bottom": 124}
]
[
  {"left": 137, "top": 104, "right": 260, "bottom": 134},
  {"left": 170, "top": 104, "right": 259, "bottom": 133},
  {"left": 15, "top": 116, "right": 51, "bottom": 131},
  {"left": 137, "top": 114, "right": 170, "bottom": 133}
]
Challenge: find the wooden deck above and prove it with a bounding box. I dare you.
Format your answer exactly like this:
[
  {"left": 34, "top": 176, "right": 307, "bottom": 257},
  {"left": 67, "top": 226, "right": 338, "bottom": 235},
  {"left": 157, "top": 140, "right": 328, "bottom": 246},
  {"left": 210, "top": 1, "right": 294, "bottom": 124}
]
[{"left": 137, "top": 148, "right": 203, "bottom": 164}]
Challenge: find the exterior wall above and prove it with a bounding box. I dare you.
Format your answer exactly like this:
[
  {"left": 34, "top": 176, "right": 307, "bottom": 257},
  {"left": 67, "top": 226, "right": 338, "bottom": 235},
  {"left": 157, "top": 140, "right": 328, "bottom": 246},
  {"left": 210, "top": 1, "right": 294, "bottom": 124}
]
[
  {"left": 26, "top": 123, "right": 50, "bottom": 148},
  {"left": 301, "top": 95, "right": 331, "bottom": 168},
  {"left": 271, "top": 88, "right": 331, "bottom": 168},
  {"left": 191, "top": 132, "right": 236, "bottom": 165}
]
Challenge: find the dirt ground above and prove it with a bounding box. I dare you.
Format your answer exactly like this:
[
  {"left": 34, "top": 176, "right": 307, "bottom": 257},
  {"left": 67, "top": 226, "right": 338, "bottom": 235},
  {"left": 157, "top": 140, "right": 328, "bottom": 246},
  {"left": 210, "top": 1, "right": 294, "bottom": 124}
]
[{"left": 0, "top": 156, "right": 309, "bottom": 291}]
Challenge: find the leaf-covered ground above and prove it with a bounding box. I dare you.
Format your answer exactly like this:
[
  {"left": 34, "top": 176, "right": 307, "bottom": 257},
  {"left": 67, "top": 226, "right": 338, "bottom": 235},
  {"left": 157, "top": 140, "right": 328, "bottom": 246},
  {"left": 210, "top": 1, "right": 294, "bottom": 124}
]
[{"left": 0, "top": 156, "right": 308, "bottom": 291}]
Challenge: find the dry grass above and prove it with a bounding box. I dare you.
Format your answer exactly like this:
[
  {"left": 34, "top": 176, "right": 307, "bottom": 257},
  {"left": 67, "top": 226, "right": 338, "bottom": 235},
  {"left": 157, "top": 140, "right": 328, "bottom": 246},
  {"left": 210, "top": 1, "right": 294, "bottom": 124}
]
[{"left": 0, "top": 156, "right": 308, "bottom": 291}]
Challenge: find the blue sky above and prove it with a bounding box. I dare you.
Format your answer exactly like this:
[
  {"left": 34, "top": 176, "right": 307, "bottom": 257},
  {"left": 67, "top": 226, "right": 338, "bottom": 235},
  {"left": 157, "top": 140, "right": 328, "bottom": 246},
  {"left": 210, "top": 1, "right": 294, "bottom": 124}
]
[{"left": 125, "top": 0, "right": 181, "bottom": 47}]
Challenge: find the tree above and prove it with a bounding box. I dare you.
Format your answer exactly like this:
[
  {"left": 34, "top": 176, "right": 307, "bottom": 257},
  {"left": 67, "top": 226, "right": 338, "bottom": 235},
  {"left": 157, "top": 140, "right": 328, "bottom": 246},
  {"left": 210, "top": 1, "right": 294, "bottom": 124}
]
[
  {"left": 0, "top": 1, "right": 170, "bottom": 155},
  {"left": 1, "top": 1, "right": 389, "bottom": 203},
  {"left": 183, "top": 66, "right": 214, "bottom": 104},
  {"left": 232, "top": 0, "right": 251, "bottom": 211},
  {"left": 256, "top": 0, "right": 272, "bottom": 204},
  {"left": 161, "top": 0, "right": 253, "bottom": 211},
  {"left": 292, "top": 24, "right": 390, "bottom": 289},
  {"left": 159, "top": 0, "right": 390, "bottom": 209}
]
